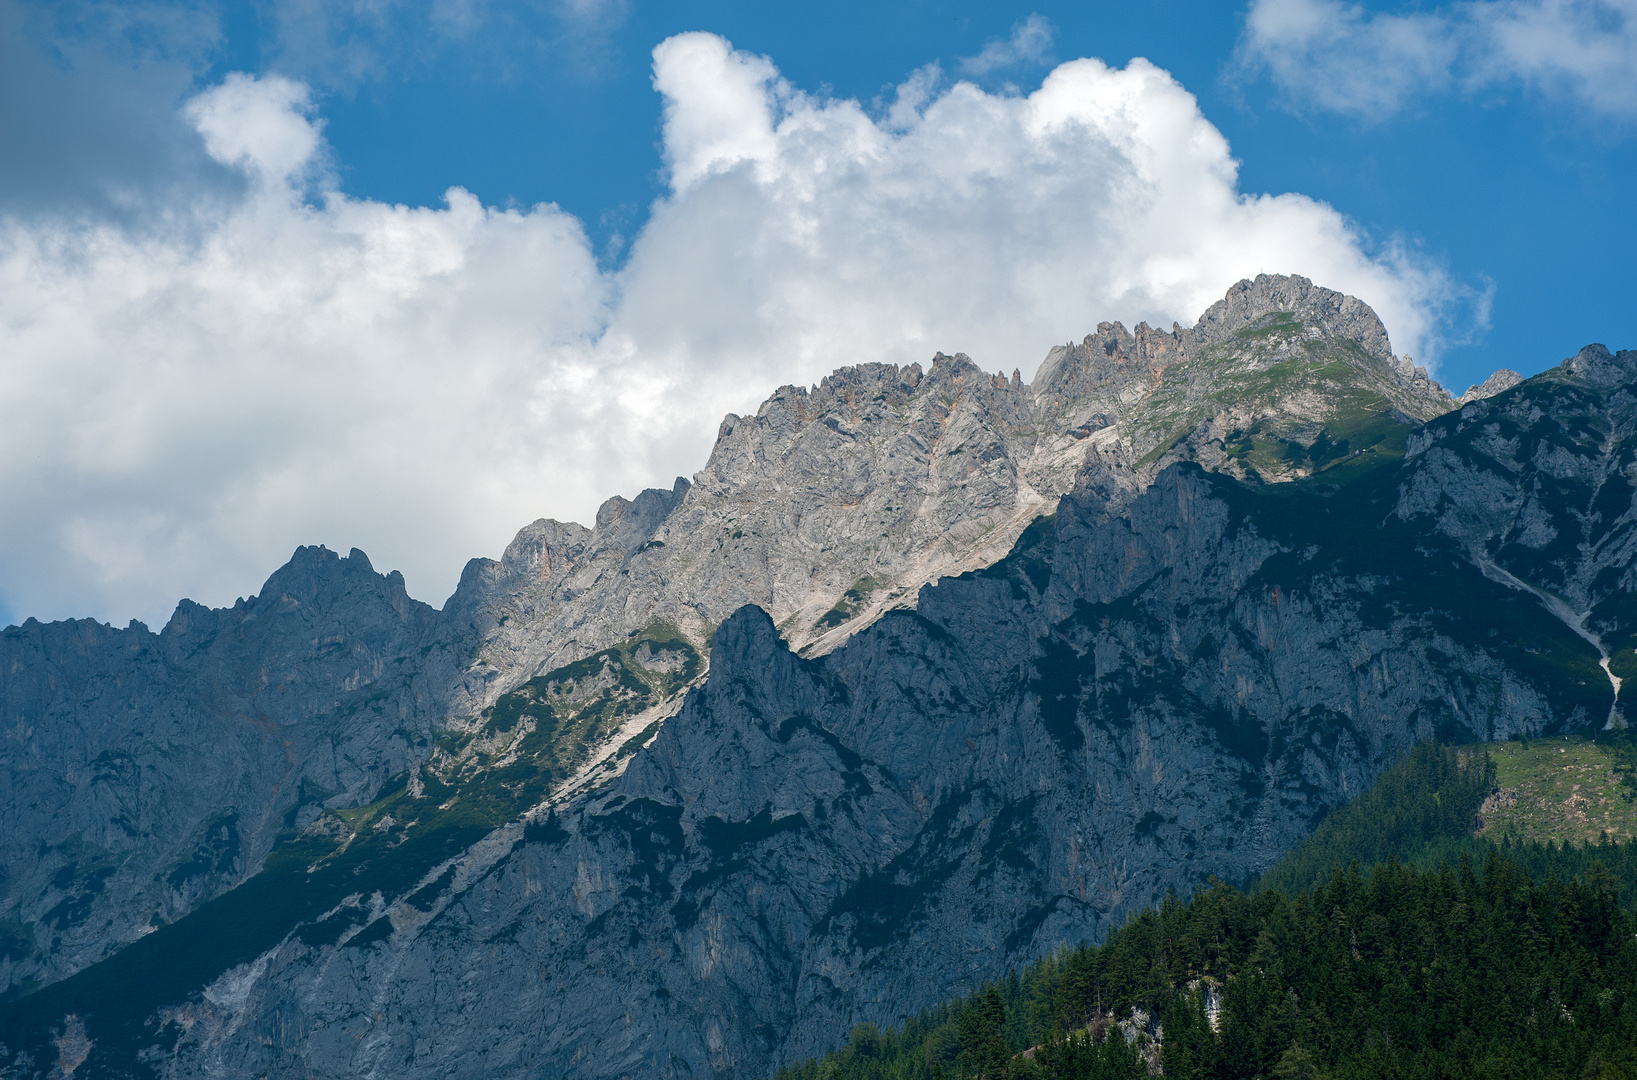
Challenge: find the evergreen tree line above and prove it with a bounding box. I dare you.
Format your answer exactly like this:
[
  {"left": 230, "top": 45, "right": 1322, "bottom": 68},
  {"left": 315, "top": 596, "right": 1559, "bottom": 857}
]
[{"left": 772, "top": 743, "right": 1637, "bottom": 1080}]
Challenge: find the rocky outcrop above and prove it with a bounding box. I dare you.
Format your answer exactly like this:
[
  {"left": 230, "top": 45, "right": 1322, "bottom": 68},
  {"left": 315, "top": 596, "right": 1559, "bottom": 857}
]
[
  {"left": 1400, "top": 343, "right": 1637, "bottom": 724},
  {"left": 1031, "top": 274, "right": 1452, "bottom": 468},
  {"left": 446, "top": 354, "right": 1085, "bottom": 691},
  {"left": 449, "top": 275, "right": 1460, "bottom": 712},
  {"left": 1459, "top": 368, "right": 1524, "bottom": 403},
  {"left": 0, "top": 274, "right": 1472, "bottom": 1010}
]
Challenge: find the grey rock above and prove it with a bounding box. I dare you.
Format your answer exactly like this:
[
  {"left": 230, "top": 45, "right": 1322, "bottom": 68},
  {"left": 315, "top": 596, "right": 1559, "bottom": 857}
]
[
  {"left": 1559, "top": 342, "right": 1635, "bottom": 389},
  {"left": 0, "top": 274, "right": 1461, "bottom": 1002},
  {"left": 443, "top": 354, "right": 1091, "bottom": 695},
  {"left": 1459, "top": 368, "right": 1524, "bottom": 403},
  {"left": 17, "top": 276, "right": 1613, "bottom": 1080},
  {"left": 451, "top": 274, "right": 1458, "bottom": 713},
  {"left": 1030, "top": 275, "right": 1454, "bottom": 487}
]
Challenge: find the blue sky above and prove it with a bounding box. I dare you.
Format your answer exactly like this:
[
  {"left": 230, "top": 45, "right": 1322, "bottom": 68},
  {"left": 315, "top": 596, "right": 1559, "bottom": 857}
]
[{"left": 1, "top": 0, "right": 1634, "bottom": 626}]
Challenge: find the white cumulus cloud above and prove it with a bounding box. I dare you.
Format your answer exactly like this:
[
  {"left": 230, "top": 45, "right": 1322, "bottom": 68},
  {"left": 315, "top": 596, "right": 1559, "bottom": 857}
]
[
  {"left": 1238, "top": 0, "right": 1637, "bottom": 120},
  {"left": 184, "top": 73, "right": 327, "bottom": 186},
  {"left": 1, "top": 33, "right": 1472, "bottom": 627}
]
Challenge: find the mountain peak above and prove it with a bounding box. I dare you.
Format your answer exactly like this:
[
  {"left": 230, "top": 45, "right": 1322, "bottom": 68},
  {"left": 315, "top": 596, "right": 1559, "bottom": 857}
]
[
  {"left": 1559, "top": 342, "right": 1637, "bottom": 389},
  {"left": 445, "top": 274, "right": 1461, "bottom": 700},
  {"left": 1181, "top": 273, "right": 1395, "bottom": 364},
  {"left": 1460, "top": 368, "right": 1525, "bottom": 403},
  {"left": 1031, "top": 275, "right": 1453, "bottom": 486}
]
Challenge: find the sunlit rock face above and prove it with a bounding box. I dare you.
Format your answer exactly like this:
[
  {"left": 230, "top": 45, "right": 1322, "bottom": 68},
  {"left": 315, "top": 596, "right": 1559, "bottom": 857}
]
[
  {"left": 458, "top": 274, "right": 1458, "bottom": 691},
  {"left": 7, "top": 276, "right": 1635, "bottom": 1080}
]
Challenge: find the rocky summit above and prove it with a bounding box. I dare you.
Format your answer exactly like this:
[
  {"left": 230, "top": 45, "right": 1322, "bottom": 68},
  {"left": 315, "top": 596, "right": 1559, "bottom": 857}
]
[{"left": 2, "top": 275, "right": 1634, "bottom": 1079}]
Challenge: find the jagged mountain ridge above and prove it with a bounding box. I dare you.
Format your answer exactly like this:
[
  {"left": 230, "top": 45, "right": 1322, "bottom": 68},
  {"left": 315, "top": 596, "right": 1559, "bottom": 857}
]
[
  {"left": 0, "top": 548, "right": 471, "bottom": 997},
  {"left": 457, "top": 274, "right": 1459, "bottom": 695},
  {"left": 0, "top": 274, "right": 1561, "bottom": 1073},
  {"left": 1033, "top": 272, "right": 1450, "bottom": 446},
  {"left": 0, "top": 275, "right": 1497, "bottom": 1000}
]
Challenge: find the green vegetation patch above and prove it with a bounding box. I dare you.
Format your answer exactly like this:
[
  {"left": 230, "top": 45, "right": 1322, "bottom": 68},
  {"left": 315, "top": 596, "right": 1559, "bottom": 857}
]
[
  {"left": 781, "top": 740, "right": 1637, "bottom": 1080},
  {"left": 1254, "top": 743, "right": 1494, "bottom": 897},
  {"left": 1479, "top": 736, "right": 1637, "bottom": 845},
  {"left": 1230, "top": 310, "right": 1303, "bottom": 340},
  {"left": 1132, "top": 315, "right": 1428, "bottom": 483},
  {"left": 776, "top": 853, "right": 1637, "bottom": 1080},
  {"left": 1256, "top": 737, "right": 1637, "bottom": 897}
]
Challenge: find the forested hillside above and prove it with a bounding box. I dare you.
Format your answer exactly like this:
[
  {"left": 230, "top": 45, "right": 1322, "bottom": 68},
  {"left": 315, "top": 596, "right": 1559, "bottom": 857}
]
[{"left": 774, "top": 742, "right": 1637, "bottom": 1080}]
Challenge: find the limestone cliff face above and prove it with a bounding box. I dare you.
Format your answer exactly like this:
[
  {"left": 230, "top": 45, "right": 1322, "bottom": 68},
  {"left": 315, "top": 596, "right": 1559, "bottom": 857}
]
[
  {"left": 1396, "top": 343, "right": 1637, "bottom": 723},
  {"left": 447, "top": 274, "right": 1457, "bottom": 708},
  {"left": 446, "top": 353, "right": 1091, "bottom": 699}
]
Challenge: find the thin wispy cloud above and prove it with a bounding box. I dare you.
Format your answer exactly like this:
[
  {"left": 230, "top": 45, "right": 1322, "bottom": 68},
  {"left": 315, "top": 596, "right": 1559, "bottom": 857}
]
[
  {"left": 1237, "top": 0, "right": 1637, "bottom": 120},
  {"left": 1, "top": 31, "right": 1479, "bottom": 628},
  {"left": 959, "top": 13, "right": 1055, "bottom": 76},
  {"left": 547, "top": 0, "right": 630, "bottom": 31},
  {"left": 257, "top": 0, "right": 631, "bottom": 88}
]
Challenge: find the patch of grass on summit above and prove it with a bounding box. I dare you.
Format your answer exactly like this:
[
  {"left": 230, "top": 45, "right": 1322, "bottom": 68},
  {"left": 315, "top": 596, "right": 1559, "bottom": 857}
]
[{"left": 1229, "top": 309, "right": 1302, "bottom": 339}]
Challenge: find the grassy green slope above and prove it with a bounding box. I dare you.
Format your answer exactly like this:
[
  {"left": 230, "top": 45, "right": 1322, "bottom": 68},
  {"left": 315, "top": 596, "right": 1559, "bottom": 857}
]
[
  {"left": 1479, "top": 738, "right": 1637, "bottom": 845},
  {"left": 1129, "top": 313, "right": 1449, "bottom": 482}
]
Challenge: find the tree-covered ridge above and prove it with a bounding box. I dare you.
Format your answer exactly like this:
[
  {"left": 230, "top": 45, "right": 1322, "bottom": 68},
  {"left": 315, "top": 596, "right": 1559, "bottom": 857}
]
[
  {"left": 777, "top": 852, "right": 1636, "bottom": 1080},
  {"left": 1257, "top": 739, "right": 1637, "bottom": 899},
  {"left": 774, "top": 742, "right": 1637, "bottom": 1080}
]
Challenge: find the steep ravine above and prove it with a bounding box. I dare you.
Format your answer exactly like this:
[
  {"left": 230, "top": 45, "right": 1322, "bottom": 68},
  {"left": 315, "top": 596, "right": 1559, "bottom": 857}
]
[{"left": 1475, "top": 557, "right": 1625, "bottom": 729}]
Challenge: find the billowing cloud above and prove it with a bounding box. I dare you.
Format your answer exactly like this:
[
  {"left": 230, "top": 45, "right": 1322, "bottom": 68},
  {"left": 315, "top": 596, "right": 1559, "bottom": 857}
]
[
  {"left": 184, "top": 73, "right": 327, "bottom": 186},
  {"left": 1237, "top": 0, "right": 1637, "bottom": 120},
  {"left": 622, "top": 32, "right": 1464, "bottom": 424},
  {"left": 1, "top": 32, "right": 1473, "bottom": 626}
]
